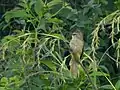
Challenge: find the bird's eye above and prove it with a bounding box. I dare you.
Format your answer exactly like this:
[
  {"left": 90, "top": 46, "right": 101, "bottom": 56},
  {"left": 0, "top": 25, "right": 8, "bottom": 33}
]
[{"left": 72, "top": 33, "right": 77, "bottom": 35}]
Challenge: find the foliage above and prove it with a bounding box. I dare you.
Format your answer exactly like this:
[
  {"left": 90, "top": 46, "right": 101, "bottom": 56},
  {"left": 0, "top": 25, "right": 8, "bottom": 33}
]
[
  {"left": 0, "top": 0, "right": 19, "bottom": 13},
  {"left": 0, "top": 0, "right": 120, "bottom": 90}
]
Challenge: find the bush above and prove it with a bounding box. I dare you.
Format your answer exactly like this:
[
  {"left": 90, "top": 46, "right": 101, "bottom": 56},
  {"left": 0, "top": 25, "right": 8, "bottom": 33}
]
[{"left": 0, "top": 0, "right": 120, "bottom": 90}]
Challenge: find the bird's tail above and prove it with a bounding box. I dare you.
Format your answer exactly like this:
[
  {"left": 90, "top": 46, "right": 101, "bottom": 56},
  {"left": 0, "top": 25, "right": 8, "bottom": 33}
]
[{"left": 70, "top": 59, "right": 79, "bottom": 77}]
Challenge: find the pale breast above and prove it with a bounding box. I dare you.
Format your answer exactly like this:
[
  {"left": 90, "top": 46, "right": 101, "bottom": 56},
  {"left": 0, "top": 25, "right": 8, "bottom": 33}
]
[{"left": 70, "top": 38, "right": 84, "bottom": 54}]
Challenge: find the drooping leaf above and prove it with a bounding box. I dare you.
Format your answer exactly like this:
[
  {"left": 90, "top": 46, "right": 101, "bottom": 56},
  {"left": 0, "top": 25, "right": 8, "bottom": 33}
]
[
  {"left": 58, "top": 7, "right": 72, "bottom": 18},
  {"left": 1, "top": 35, "right": 16, "bottom": 43},
  {"left": 4, "top": 10, "right": 32, "bottom": 22},
  {"left": 47, "top": 0, "right": 62, "bottom": 8},
  {"left": 41, "top": 60, "right": 56, "bottom": 71},
  {"left": 34, "top": 0, "right": 44, "bottom": 17},
  {"left": 41, "top": 33, "right": 68, "bottom": 42},
  {"left": 100, "top": 85, "right": 113, "bottom": 89}
]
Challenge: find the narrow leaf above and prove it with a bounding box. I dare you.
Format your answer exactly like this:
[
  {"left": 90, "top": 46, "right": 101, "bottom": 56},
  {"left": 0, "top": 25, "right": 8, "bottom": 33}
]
[{"left": 4, "top": 10, "right": 32, "bottom": 22}]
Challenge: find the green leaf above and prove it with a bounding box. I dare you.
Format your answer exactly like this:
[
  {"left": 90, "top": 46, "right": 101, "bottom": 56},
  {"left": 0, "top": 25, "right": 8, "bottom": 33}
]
[
  {"left": 47, "top": 0, "right": 62, "bottom": 7},
  {"left": 90, "top": 71, "right": 109, "bottom": 76},
  {"left": 58, "top": 7, "right": 72, "bottom": 18},
  {"left": 115, "top": 80, "right": 120, "bottom": 89},
  {"left": 44, "top": 13, "right": 52, "bottom": 19},
  {"left": 99, "top": 65, "right": 109, "bottom": 74},
  {"left": 0, "top": 87, "right": 5, "bottom": 90},
  {"left": 18, "top": 1, "right": 27, "bottom": 9},
  {"left": 0, "top": 77, "right": 8, "bottom": 86},
  {"left": 29, "top": 0, "right": 36, "bottom": 7},
  {"left": 115, "top": 1, "right": 120, "bottom": 10},
  {"left": 100, "top": 85, "right": 113, "bottom": 89},
  {"left": 30, "top": 76, "right": 45, "bottom": 90},
  {"left": 13, "top": 30, "right": 24, "bottom": 35},
  {"left": 83, "top": 7, "right": 90, "bottom": 15},
  {"left": 48, "top": 18, "right": 63, "bottom": 23},
  {"left": 41, "top": 33, "right": 68, "bottom": 42},
  {"left": 3, "top": 35, "right": 15, "bottom": 40},
  {"left": 34, "top": 0, "right": 44, "bottom": 17},
  {"left": 41, "top": 60, "right": 56, "bottom": 71},
  {"left": 1, "top": 35, "right": 18, "bottom": 44},
  {"left": 100, "top": 0, "right": 108, "bottom": 5},
  {"left": 4, "top": 10, "right": 32, "bottom": 22},
  {"left": 37, "top": 18, "right": 46, "bottom": 30}
]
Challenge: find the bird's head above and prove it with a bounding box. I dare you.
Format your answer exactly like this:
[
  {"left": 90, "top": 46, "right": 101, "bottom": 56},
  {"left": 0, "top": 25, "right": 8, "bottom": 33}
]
[{"left": 72, "top": 30, "right": 84, "bottom": 40}]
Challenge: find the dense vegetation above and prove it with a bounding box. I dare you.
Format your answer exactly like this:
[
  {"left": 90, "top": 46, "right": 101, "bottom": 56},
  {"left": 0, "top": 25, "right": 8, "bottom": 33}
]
[{"left": 0, "top": 0, "right": 120, "bottom": 90}]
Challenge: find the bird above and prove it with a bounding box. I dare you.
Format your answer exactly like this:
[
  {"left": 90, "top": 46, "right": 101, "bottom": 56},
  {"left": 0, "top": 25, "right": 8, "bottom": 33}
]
[{"left": 69, "top": 29, "right": 84, "bottom": 77}]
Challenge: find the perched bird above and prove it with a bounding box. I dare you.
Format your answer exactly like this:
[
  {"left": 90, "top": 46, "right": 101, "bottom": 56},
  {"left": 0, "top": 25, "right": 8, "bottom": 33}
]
[{"left": 69, "top": 30, "right": 84, "bottom": 77}]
